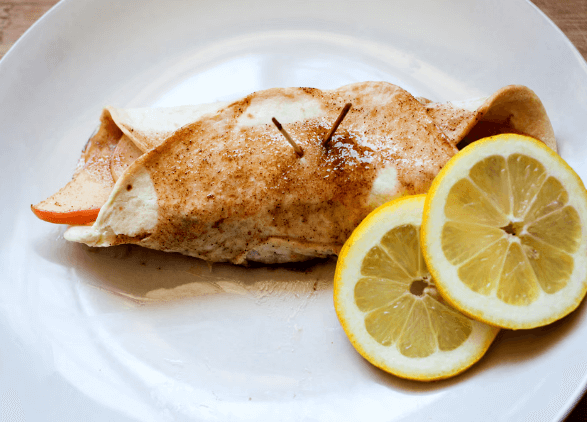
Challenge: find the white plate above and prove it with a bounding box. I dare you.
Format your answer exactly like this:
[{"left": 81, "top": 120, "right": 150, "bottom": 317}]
[{"left": 1, "top": 0, "right": 586, "bottom": 420}]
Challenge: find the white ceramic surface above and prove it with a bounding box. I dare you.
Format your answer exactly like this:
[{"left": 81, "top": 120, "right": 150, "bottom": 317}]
[{"left": 1, "top": 0, "right": 587, "bottom": 421}]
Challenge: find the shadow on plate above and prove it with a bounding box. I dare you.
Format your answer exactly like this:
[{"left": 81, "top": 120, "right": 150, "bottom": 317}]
[
  {"left": 347, "top": 297, "right": 587, "bottom": 393},
  {"left": 32, "top": 229, "right": 587, "bottom": 393},
  {"left": 32, "top": 229, "right": 335, "bottom": 303}
]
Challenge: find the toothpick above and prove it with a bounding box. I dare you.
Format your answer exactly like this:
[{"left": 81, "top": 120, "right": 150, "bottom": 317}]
[
  {"left": 272, "top": 117, "right": 304, "bottom": 157},
  {"left": 322, "top": 103, "right": 352, "bottom": 147}
]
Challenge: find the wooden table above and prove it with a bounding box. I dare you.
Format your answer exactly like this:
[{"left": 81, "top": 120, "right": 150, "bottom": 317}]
[{"left": 1, "top": 1, "right": 586, "bottom": 420}]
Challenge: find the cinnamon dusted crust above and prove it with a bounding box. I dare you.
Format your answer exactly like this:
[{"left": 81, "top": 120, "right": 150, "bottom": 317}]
[
  {"left": 62, "top": 82, "right": 556, "bottom": 264},
  {"left": 68, "top": 82, "right": 458, "bottom": 263}
]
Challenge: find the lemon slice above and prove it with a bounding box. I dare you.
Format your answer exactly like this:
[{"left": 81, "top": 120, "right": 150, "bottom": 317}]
[
  {"left": 422, "top": 134, "right": 587, "bottom": 329},
  {"left": 334, "top": 195, "right": 499, "bottom": 381}
]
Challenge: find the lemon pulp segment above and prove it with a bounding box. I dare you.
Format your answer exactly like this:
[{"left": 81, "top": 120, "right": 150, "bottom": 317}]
[
  {"left": 441, "top": 152, "right": 580, "bottom": 306},
  {"left": 356, "top": 223, "right": 473, "bottom": 358}
]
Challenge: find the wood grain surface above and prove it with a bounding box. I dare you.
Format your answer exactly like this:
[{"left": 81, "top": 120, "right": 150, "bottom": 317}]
[{"left": 1, "top": 1, "right": 587, "bottom": 421}]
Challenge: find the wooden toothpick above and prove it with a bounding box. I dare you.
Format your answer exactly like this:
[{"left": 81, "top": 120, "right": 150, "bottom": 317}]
[
  {"left": 322, "top": 103, "right": 352, "bottom": 147},
  {"left": 272, "top": 117, "right": 304, "bottom": 157}
]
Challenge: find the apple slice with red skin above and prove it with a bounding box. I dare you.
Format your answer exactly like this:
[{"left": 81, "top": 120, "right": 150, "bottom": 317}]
[
  {"left": 31, "top": 170, "right": 112, "bottom": 224},
  {"left": 32, "top": 110, "right": 123, "bottom": 225}
]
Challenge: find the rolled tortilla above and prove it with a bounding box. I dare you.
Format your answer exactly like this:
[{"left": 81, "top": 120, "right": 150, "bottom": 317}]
[
  {"left": 33, "top": 102, "right": 229, "bottom": 217},
  {"left": 108, "top": 101, "right": 230, "bottom": 153},
  {"left": 60, "top": 82, "right": 556, "bottom": 264},
  {"left": 34, "top": 83, "right": 555, "bottom": 221},
  {"left": 422, "top": 85, "right": 556, "bottom": 151}
]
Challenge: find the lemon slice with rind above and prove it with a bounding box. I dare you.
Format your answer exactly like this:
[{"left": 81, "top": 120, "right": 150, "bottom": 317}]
[
  {"left": 334, "top": 195, "right": 499, "bottom": 381},
  {"left": 422, "top": 134, "right": 587, "bottom": 329}
]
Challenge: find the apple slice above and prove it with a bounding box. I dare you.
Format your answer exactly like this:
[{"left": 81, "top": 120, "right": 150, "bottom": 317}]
[
  {"left": 32, "top": 110, "right": 122, "bottom": 225},
  {"left": 110, "top": 135, "right": 143, "bottom": 182},
  {"left": 32, "top": 170, "right": 112, "bottom": 224}
]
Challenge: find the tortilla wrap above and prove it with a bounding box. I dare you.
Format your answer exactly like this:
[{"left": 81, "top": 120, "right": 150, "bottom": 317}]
[{"left": 51, "top": 82, "right": 555, "bottom": 264}]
